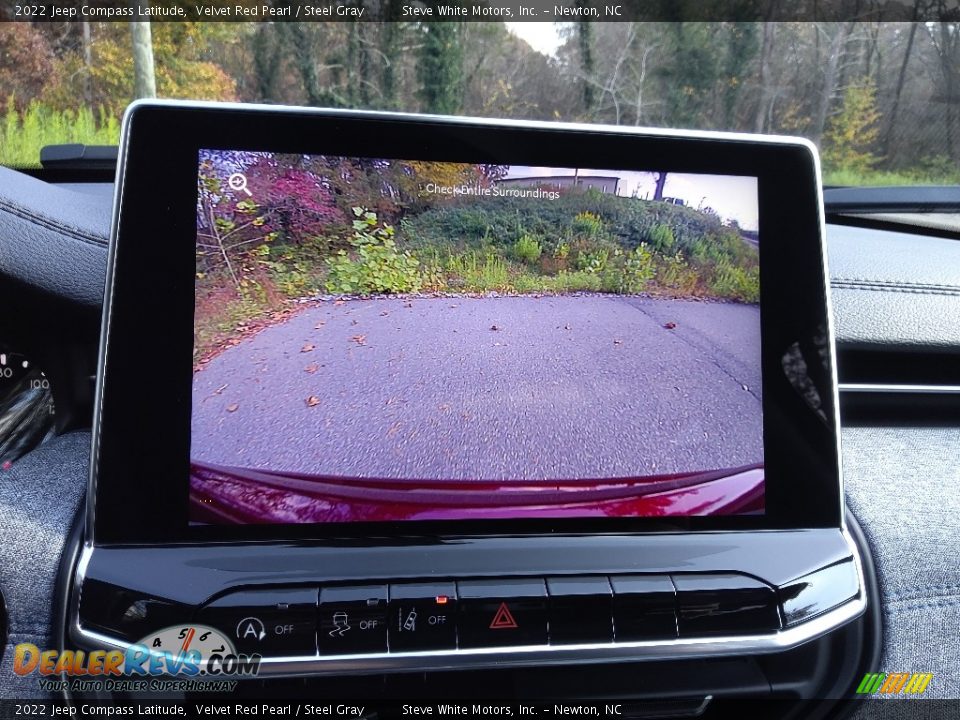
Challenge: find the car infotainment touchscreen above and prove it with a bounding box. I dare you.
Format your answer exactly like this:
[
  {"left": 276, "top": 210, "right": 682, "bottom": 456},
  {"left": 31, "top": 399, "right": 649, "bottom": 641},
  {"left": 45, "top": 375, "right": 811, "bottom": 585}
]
[
  {"left": 93, "top": 102, "right": 842, "bottom": 542},
  {"left": 190, "top": 152, "right": 763, "bottom": 524}
]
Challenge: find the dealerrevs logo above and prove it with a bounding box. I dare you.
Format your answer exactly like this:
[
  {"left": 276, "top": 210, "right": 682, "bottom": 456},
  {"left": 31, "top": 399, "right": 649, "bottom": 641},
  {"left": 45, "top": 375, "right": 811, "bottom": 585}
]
[{"left": 13, "top": 625, "right": 261, "bottom": 679}]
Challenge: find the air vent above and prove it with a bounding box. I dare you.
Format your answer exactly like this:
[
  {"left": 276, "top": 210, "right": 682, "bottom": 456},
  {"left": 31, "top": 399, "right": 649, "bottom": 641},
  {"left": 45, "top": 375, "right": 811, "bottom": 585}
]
[{"left": 837, "top": 349, "right": 960, "bottom": 423}]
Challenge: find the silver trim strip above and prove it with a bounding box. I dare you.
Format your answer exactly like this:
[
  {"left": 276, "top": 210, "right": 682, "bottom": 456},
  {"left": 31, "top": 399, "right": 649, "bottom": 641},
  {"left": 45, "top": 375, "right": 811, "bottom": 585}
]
[
  {"left": 840, "top": 382, "right": 960, "bottom": 395},
  {"left": 70, "top": 595, "right": 865, "bottom": 678},
  {"left": 67, "top": 530, "right": 867, "bottom": 679}
]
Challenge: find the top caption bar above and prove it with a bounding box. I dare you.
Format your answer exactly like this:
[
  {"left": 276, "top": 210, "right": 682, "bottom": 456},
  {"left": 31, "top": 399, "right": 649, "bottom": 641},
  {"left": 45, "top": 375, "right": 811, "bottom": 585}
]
[{"left": 4, "top": 0, "right": 960, "bottom": 23}]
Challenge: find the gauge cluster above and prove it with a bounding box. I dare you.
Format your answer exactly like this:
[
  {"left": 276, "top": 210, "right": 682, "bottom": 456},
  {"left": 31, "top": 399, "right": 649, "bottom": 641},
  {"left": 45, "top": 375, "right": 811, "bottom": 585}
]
[{"left": 0, "top": 347, "right": 56, "bottom": 464}]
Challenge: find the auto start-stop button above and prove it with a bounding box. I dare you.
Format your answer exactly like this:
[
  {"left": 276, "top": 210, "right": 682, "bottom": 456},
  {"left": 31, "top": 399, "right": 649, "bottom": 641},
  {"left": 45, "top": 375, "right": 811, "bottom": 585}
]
[{"left": 197, "top": 587, "right": 318, "bottom": 656}]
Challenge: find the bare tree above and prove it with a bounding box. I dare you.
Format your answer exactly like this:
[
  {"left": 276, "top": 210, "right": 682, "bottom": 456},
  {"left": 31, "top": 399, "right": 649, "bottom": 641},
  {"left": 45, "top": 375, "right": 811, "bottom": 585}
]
[
  {"left": 885, "top": 21, "right": 920, "bottom": 156},
  {"left": 928, "top": 21, "right": 960, "bottom": 160},
  {"left": 130, "top": 15, "right": 156, "bottom": 99},
  {"left": 812, "top": 23, "right": 853, "bottom": 145}
]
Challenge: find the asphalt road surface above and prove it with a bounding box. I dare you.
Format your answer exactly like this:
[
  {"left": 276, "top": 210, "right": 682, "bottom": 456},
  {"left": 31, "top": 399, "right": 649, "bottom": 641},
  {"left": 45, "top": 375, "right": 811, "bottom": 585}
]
[{"left": 192, "top": 295, "right": 763, "bottom": 480}]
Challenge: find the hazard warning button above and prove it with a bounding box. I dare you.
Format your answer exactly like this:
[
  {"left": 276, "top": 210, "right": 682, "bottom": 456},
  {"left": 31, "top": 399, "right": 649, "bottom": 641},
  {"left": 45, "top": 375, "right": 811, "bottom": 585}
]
[{"left": 457, "top": 579, "right": 547, "bottom": 648}]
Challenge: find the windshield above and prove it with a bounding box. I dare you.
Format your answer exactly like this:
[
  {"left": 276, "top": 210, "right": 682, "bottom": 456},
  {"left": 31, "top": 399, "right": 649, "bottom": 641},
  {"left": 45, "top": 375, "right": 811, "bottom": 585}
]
[{"left": 1, "top": 17, "right": 958, "bottom": 187}]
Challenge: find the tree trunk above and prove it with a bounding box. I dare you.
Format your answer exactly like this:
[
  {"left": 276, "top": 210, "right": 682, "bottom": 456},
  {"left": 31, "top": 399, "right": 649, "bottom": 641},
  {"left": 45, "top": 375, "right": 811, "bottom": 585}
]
[
  {"left": 380, "top": 5, "right": 400, "bottom": 109},
  {"left": 577, "top": 19, "right": 594, "bottom": 115},
  {"left": 253, "top": 23, "right": 282, "bottom": 102},
  {"left": 813, "top": 23, "right": 851, "bottom": 146},
  {"left": 288, "top": 23, "right": 325, "bottom": 106},
  {"left": 81, "top": 21, "right": 93, "bottom": 105},
  {"left": 418, "top": 23, "right": 463, "bottom": 115},
  {"left": 129, "top": 17, "right": 156, "bottom": 99},
  {"left": 883, "top": 21, "right": 918, "bottom": 159},
  {"left": 753, "top": 22, "right": 775, "bottom": 133},
  {"left": 653, "top": 172, "right": 666, "bottom": 201},
  {"left": 938, "top": 22, "right": 959, "bottom": 161}
]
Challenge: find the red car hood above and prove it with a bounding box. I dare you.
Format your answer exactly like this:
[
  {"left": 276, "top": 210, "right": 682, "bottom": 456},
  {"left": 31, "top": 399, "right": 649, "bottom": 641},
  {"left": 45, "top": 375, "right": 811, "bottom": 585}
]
[{"left": 190, "top": 461, "right": 764, "bottom": 524}]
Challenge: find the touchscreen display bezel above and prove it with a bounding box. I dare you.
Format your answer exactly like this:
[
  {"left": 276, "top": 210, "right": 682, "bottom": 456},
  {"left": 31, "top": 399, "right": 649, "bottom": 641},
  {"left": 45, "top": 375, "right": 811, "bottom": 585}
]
[{"left": 91, "top": 101, "right": 842, "bottom": 544}]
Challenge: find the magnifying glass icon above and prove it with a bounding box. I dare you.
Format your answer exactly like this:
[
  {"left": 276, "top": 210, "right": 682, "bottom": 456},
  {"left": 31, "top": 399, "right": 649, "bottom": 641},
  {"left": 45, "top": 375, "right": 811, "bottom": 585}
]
[{"left": 228, "top": 172, "right": 251, "bottom": 197}]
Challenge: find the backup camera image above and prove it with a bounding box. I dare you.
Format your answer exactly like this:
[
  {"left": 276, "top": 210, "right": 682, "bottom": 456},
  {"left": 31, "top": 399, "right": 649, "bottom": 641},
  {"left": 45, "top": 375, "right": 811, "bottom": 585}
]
[{"left": 190, "top": 150, "right": 763, "bottom": 524}]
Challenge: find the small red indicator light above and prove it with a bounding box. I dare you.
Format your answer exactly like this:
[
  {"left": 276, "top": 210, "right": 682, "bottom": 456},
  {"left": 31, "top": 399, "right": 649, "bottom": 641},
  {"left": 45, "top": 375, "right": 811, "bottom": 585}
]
[{"left": 436, "top": 595, "right": 449, "bottom": 605}]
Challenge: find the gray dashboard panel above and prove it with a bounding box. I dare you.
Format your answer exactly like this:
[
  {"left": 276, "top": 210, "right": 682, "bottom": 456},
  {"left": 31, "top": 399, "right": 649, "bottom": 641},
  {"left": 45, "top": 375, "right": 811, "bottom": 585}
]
[
  {"left": 0, "top": 432, "right": 88, "bottom": 697},
  {"left": 828, "top": 224, "right": 960, "bottom": 351},
  {"left": 0, "top": 169, "right": 111, "bottom": 308},
  {"left": 843, "top": 425, "right": 960, "bottom": 698}
]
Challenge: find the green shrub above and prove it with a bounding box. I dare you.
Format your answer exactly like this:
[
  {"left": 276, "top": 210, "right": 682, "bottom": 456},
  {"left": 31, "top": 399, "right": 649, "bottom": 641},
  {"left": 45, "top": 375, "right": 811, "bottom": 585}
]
[
  {"left": 618, "top": 243, "right": 656, "bottom": 293},
  {"left": 1, "top": 100, "right": 120, "bottom": 167},
  {"left": 512, "top": 234, "right": 543, "bottom": 264},
  {"left": 657, "top": 252, "right": 700, "bottom": 295},
  {"left": 325, "top": 209, "right": 422, "bottom": 294},
  {"left": 444, "top": 251, "right": 512, "bottom": 291},
  {"left": 574, "top": 245, "right": 611, "bottom": 274},
  {"left": 571, "top": 210, "right": 605, "bottom": 239},
  {"left": 710, "top": 260, "right": 760, "bottom": 303},
  {"left": 513, "top": 269, "right": 602, "bottom": 293},
  {"left": 647, "top": 223, "right": 677, "bottom": 254}
]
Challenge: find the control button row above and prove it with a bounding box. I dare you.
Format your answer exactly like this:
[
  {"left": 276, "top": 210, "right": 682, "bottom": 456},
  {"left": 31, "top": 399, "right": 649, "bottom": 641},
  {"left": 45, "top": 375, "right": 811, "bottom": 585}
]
[{"left": 198, "top": 573, "right": 782, "bottom": 658}]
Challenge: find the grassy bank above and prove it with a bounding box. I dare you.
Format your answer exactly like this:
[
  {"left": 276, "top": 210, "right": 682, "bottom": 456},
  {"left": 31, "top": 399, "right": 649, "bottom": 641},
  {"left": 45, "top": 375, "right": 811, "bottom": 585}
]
[{"left": 194, "top": 201, "right": 760, "bottom": 363}]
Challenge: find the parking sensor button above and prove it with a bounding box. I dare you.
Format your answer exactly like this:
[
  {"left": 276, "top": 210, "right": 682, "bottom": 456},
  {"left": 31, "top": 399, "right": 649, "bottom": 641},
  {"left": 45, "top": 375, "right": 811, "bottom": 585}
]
[{"left": 389, "top": 582, "right": 458, "bottom": 651}]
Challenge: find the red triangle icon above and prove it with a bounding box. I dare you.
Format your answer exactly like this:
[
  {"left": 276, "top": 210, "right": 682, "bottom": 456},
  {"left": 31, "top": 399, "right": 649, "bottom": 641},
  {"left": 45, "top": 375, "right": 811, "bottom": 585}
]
[{"left": 489, "top": 602, "right": 518, "bottom": 630}]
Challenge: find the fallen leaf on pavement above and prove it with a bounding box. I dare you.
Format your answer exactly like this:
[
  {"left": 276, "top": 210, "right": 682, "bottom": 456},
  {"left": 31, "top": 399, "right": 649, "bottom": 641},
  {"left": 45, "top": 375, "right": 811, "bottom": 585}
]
[
  {"left": 314, "top": 321, "right": 326, "bottom": 329},
  {"left": 306, "top": 396, "right": 321, "bottom": 407},
  {"left": 334, "top": 300, "right": 345, "bottom": 306},
  {"left": 663, "top": 322, "right": 677, "bottom": 330},
  {"left": 351, "top": 319, "right": 359, "bottom": 326},
  {"left": 301, "top": 343, "right": 315, "bottom": 353},
  {"left": 490, "top": 324, "right": 500, "bottom": 331},
  {"left": 305, "top": 364, "right": 319, "bottom": 374},
  {"left": 226, "top": 403, "right": 239, "bottom": 412},
  {"left": 351, "top": 334, "right": 367, "bottom": 345},
  {"left": 380, "top": 311, "right": 389, "bottom": 316},
  {"left": 614, "top": 339, "right": 623, "bottom": 345}
]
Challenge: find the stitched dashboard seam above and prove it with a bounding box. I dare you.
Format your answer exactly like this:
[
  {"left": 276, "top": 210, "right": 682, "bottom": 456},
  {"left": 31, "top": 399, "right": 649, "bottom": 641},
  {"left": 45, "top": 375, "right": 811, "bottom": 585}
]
[
  {"left": 886, "top": 582, "right": 960, "bottom": 603},
  {"left": 0, "top": 199, "right": 109, "bottom": 248},
  {"left": 832, "top": 279, "right": 960, "bottom": 297},
  {"left": 886, "top": 595, "right": 960, "bottom": 611}
]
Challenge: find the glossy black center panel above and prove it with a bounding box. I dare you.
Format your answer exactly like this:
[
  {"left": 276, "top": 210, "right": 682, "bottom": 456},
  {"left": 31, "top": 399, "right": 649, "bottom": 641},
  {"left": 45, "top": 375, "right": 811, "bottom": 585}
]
[
  {"left": 92, "top": 104, "right": 842, "bottom": 545},
  {"left": 73, "top": 530, "right": 862, "bottom": 674}
]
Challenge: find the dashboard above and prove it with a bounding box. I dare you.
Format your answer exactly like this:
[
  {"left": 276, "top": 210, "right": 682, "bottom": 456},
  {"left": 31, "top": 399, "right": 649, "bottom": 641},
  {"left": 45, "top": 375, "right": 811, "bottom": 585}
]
[{"left": 0, "top": 106, "right": 958, "bottom": 714}]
